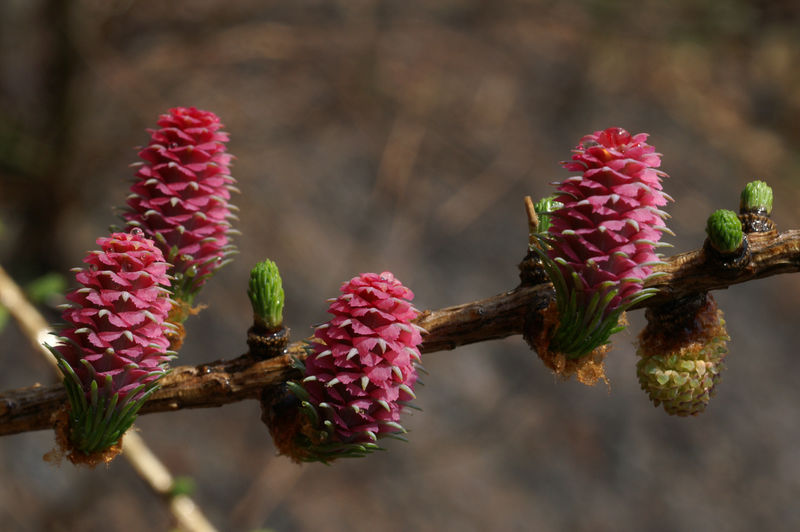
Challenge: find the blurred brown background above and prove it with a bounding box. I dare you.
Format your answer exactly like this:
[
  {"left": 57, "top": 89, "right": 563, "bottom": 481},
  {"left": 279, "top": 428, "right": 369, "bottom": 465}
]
[{"left": 2, "top": 1, "right": 800, "bottom": 531}]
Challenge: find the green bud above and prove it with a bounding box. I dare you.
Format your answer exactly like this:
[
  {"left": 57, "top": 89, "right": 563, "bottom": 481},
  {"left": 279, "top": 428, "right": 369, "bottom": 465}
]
[
  {"left": 534, "top": 195, "right": 563, "bottom": 234},
  {"left": 706, "top": 209, "right": 743, "bottom": 253},
  {"left": 739, "top": 180, "right": 773, "bottom": 215},
  {"left": 248, "top": 260, "right": 285, "bottom": 329}
]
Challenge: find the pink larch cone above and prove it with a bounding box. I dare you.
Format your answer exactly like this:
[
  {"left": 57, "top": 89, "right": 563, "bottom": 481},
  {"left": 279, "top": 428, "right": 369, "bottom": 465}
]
[
  {"left": 533, "top": 127, "right": 671, "bottom": 361},
  {"left": 124, "top": 107, "right": 238, "bottom": 304},
  {"left": 551, "top": 127, "right": 670, "bottom": 309},
  {"left": 274, "top": 272, "right": 424, "bottom": 462},
  {"left": 54, "top": 230, "right": 174, "bottom": 456}
]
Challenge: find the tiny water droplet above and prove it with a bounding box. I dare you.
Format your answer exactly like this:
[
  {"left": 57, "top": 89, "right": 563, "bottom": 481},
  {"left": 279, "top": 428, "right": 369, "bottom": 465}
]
[{"left": 130, "top": 227, "right": 144, "bottom": 237}]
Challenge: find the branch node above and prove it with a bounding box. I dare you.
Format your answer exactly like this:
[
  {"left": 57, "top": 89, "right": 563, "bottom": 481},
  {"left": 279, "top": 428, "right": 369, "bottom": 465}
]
[
  {"left": 247, "top": 325, "right": 290, "bottom": 360},
  {"left": 703, "top": 236, "right": 752, "bottom": 274}
]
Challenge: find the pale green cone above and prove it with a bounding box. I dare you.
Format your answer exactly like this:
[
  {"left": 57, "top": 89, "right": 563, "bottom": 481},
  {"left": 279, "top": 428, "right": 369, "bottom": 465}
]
[
  {"left": 706, "top": 209, "right": 743, "bottom": 253},
  {"left": 740, "top": 180, "right": 773, "bottom": 215},
  {"left": 636, "top": 333, "right": 727, "bottom": 416},
  {"left": 637, "top": 294, "right": 729, "bottom": 416}
]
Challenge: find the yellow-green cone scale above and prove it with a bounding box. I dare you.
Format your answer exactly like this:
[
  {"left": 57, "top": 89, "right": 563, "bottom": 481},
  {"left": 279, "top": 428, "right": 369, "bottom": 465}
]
[{"left": 637, "top": 293, "right": 729, "bottom": 416}]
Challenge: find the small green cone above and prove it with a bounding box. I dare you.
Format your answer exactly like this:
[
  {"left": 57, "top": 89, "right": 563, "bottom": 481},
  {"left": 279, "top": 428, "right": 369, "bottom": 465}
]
[
  {"left": 740, "top": 180, "right": 773, "bottom": 215},
  {"left": 247, "top": 260, "right": 285, "bottom": 330},
  {"left": 706, "top": 209, "right": 743, "bottom": 253}
]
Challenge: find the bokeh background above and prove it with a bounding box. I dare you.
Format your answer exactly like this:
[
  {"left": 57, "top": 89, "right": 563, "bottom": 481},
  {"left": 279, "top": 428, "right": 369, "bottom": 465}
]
[{"left": 2, "top": 1, "right": 800, "bottom": 531}]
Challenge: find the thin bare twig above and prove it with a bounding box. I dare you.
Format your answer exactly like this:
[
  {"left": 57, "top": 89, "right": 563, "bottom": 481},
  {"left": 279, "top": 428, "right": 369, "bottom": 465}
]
[
  {"left": 0, "top": 265, "right": 219, "bottom": 532},
  {"left": 524, "top": 195, "right": 539, "bottom": 243}
]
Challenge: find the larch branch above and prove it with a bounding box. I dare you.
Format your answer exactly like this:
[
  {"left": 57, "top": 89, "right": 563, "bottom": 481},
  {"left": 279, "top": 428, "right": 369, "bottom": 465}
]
[{"left": 1, "top": 229, "right": 798, "bottom": 437}]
